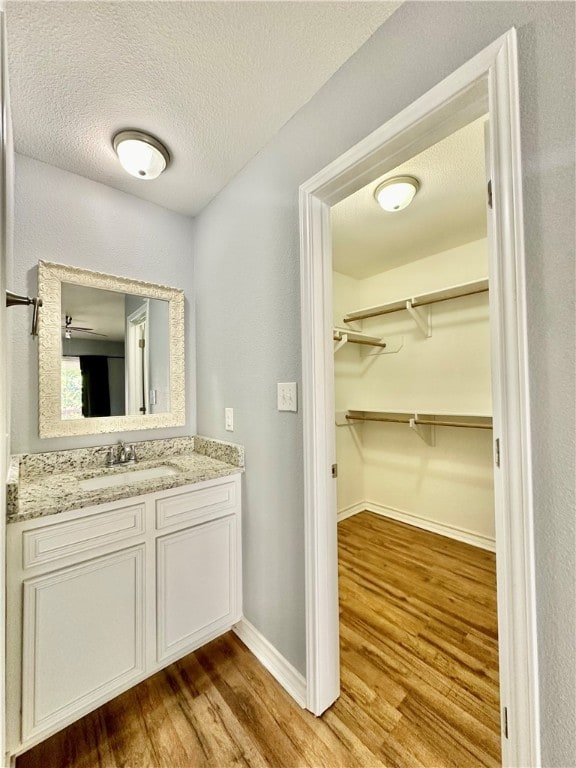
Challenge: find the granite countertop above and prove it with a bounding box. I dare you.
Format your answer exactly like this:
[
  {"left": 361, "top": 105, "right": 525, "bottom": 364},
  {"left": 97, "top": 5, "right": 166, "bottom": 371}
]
[{"left": 7, "top": 435, "right": 244, "bottom": 523}]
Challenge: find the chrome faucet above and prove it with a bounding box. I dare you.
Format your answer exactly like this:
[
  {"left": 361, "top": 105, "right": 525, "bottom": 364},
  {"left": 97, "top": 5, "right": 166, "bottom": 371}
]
[
  {"left": 106, "top": 440, "right": 137, "bottom": 467},
  {"left": 122, "top": 442, "right": 137, "bottom": 464}
]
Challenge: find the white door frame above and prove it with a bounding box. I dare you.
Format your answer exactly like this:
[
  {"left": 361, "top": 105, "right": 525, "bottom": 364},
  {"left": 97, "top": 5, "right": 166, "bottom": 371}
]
[
  {"left": 126, "top": 300, "right": 150, "bottom": 416},
  {"left": 0, "top": 9, "right": 11, "bottom": 762},
  {"left": 299, "top": 29, "right": 540, "bottom": 768}
]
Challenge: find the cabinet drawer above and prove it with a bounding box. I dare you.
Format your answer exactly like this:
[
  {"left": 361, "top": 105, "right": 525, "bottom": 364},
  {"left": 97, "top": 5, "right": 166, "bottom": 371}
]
[
  {"left": 155, "top": 479, "right": 237, "bottom": 531},
  {"left": 22, "top": 504, "right": 146, "bottom": 569}
]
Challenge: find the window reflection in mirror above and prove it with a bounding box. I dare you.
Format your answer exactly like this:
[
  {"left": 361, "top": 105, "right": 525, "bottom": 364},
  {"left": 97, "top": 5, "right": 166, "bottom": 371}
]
[{"left": 60, "top": 283, "right": 170, "bottom": 420}]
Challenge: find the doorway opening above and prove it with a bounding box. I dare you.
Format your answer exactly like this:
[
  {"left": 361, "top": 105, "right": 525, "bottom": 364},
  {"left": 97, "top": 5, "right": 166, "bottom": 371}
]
[
  {"left": 126, "top": 300, "right": 150, "bottom": 416},
  {"left": 299, "top": 29, "right": 539, "bottom": 768},
  {"left": 331, "top": 114, "right": 500, "bottom": 764}
]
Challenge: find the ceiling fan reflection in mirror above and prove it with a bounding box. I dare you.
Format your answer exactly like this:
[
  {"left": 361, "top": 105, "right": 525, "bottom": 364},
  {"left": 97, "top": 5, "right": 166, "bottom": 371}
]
[{"left": 62, "top": 314, "right": 108, "bottom": 340}]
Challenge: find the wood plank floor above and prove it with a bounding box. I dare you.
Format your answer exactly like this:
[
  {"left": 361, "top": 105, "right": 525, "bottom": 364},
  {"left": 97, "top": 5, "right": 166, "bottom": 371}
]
[{"left": 17, "top": 513, "right": 500, "bottom": 768}]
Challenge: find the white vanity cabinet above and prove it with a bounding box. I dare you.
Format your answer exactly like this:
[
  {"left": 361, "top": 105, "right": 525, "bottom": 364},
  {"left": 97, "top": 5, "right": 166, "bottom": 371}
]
[{"left": 6, "top": 473, "right": 242, "bottom": 758}]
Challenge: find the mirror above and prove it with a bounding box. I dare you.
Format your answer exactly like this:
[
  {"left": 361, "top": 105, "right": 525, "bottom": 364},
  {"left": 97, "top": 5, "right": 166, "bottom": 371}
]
[
  {"left": 38, "top": 260, "right": 185, "bottom": 437},
  {"left": 60, "top": 285, "right": 170, "bottom": 419}
]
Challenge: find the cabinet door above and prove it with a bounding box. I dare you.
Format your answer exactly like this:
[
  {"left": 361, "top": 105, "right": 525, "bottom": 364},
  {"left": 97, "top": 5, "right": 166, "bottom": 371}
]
[
  {"left": 156, "top": 516, "right": 240, "bottom": 663},
  {"left": 22, "top": 546, "right": 145, "bottom": 742}
]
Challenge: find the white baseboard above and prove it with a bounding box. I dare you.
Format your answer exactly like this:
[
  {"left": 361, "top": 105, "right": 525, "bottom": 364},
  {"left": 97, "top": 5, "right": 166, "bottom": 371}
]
[
  {"left": 364, "top": 501, "right": 496, "bottom": 552},
  {"left": 233, "top": 618, "right": 306, "bottom": 708},
  {"left": 337, "top": 501, "right": 366, "bottom": 522}
]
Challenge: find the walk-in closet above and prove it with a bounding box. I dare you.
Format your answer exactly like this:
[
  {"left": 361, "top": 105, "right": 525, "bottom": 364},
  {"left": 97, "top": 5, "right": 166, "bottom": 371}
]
[{"left": 331, "top": 115, "right": 501, "bottom": 766}]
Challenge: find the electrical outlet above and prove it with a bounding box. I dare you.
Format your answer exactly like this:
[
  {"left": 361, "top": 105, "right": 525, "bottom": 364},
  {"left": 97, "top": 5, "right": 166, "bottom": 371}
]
[
  {"left": 277, "top": 382, "right": 297, "bottom": 412},
  {"left": 225, "top": 407, "right": 234, "bottom": 431}
]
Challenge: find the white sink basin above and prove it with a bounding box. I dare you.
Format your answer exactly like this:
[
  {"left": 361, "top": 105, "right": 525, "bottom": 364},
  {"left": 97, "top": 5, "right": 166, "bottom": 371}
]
[{"left": 78, "top": 465, "right": 178, "bottom": 491}]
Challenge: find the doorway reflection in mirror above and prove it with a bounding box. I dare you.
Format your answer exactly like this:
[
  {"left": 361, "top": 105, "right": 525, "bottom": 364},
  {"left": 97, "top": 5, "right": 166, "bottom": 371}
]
[{"left": 60, "top": 283, "right": 170, "bottom": 420}]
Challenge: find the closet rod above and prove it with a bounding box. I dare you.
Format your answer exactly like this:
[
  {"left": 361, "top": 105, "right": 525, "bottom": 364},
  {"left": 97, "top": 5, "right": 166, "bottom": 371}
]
[
  {"left": 346, "top": 413, "right": 493, "bottom": 430},
  {"left": 6, "top": 290, "right": 42, "bottom": 336},
  {"left": 416, "top": 418, "right": 491, "bottom": 430},
  {"left": 411, "top": 286, "right": 489, "bottom": 308},
  {"left": 332, "top": 332, "right": 387, "bottom": 348}
]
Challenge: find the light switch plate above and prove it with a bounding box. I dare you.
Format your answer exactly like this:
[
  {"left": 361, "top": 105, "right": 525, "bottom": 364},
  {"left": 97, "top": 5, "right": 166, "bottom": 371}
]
[
  {"left": 225, "top": 407, "right": 234, "bottom": 431},
  {"left": 277, "top": 382, "right": 297, "bottom": 412}
]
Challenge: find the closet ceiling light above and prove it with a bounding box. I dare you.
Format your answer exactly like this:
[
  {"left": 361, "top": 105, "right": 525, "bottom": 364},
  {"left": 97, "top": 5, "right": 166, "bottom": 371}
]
[
  {"left": 112, "top": 130, "right": 170, "bottom": 180},
  {"left": 374, "top": 176, "right": 420, "bottom": 212}
]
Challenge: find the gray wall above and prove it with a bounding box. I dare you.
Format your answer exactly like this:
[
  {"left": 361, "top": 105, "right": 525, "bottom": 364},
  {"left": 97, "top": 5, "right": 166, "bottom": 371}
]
[
  {"left": 106, "top": 357, "right": 125, "bottom": 417},
  {"left": 11, "top": 153, "right": 196, "bottom": 453},
  {"left": 192, "top": 3, "right": 575, "bottom": 765}
]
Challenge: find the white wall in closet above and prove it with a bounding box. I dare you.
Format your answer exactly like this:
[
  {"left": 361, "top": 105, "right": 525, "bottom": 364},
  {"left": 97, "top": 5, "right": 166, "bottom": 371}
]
[
  {"left": 333, "top": 238, "right": 495, "bottom": 547},
  {"left": 333, "top": 271, "right": 364, "bottom": 514},
  {"left": 357, "top": 238, "right": 490, "bottom": 414}
]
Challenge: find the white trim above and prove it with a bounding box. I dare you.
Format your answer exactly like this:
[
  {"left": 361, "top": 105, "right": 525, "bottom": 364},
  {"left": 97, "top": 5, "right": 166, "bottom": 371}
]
[
  {"left": 0, "top": 11, "right": 12, "bottom": 764},
  {"left": 336, "top": 502, "right": 366, "bottom": 523},
  {"left": 300, "top": 28, "right": 540, "bottom": 768},
  {"left": 233, "top": 619, "right": 306, "bottom": 708},
  {"left": 299, "top": 190, "right": 340, "bottom": 716},
  {"left": 356, "top": 502, "right": 496, "bottom": 553},
  {"left": 126, "top": 299, "right": 150, "bottom": 417},
  {"left": 486, "top": 32, "right": 541, "bottom": 765}
]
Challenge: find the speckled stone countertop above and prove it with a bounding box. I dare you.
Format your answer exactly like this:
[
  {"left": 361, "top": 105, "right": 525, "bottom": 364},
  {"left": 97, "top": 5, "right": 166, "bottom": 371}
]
[{"left": 7, "top": 435, "right": 244, "bottom": 523}]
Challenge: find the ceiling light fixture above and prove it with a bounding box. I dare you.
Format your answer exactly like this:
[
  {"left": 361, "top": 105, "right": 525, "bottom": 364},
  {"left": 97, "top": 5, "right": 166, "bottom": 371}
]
[
  {"left": 374, "top": 176, "right": 420, "bottom": 212},
  {"left": 112, "top": 130, "right": 170, "bottom": 180}
]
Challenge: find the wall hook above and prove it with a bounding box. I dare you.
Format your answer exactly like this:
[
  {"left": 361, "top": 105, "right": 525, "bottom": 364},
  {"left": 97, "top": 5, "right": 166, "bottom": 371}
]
[{"left": 6, "top": 291, "right": 43, "bottom": 336}]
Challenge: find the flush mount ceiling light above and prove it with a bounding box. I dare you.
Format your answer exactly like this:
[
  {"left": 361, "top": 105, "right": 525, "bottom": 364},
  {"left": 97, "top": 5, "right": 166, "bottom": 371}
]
[
  {"left": 112, "top": 130, "right": 170, "bottom": 180},
  {"left": 374, "top": 176, "right": 420, "bottom": 212}
]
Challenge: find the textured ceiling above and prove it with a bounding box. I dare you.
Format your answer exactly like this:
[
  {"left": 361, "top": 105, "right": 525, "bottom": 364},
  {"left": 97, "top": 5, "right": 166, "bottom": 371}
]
[
  {"left": 331, "top": 117, "right": 488, "bottom": 279},
  {"left": 6, "top": 1, "right": 401, "bottom": 218}
]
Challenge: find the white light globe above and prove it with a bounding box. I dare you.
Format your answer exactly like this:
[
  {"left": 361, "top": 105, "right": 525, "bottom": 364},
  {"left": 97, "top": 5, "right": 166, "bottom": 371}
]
[
  {"left": 113, "top": 131, "right": 170, "bottom": 180},
  {"left": 374, "top": 177, "right": 419, "bottom": 212}
]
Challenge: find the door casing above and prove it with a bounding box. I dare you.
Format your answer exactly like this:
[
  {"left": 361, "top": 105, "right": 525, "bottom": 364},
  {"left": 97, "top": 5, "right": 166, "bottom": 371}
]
[
  {"left": 299, "top": 28, "right": 540, "bottom": 768},
  {"left": 0, "top": 9, "right": 13, "bottom": 763}
]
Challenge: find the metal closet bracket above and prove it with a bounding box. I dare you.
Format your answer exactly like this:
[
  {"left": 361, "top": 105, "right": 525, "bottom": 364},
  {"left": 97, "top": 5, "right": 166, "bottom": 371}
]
[
  {"left": 333, "top": 333, "right": 349, "bottom": 354},
  {"left": 361, "top": 337, "right": 404, "bottom": 357},
  {"left": 6, "top": 291, "right": 43, "bottom": 336},
  {"left": 405, "top": 300, "right": 431, "bottom": 338},
  {"left": 409, "top": 414, "right": 435, "bottom": 446}
]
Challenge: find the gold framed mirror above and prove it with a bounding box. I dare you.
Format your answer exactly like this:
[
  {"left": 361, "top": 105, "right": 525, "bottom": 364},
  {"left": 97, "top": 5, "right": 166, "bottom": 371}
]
[{"left": 38, "top": 260, "right": 185, "bottom": 438}]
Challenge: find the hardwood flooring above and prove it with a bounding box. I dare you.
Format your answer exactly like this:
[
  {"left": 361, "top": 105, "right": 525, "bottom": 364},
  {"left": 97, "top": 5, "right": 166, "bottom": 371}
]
[{"left": 17, "top": 513, "right": 500, "bottom": 768}]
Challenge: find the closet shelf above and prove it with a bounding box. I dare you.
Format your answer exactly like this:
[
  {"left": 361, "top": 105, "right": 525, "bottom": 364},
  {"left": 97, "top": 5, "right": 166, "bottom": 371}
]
[
  {"left": 344, "top": 409, "right": 492, "bottom": 446},
  {"left": 333, "top": 327, "right": 387, "bottom": 349},
  {"left": 345, "top": 408, "right": 492, "bottom": 431},
  {"left": 343, "top": 278, "right": 489, "bottom": 324}
]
